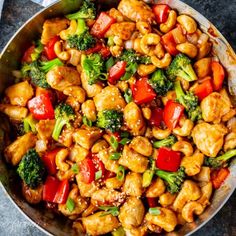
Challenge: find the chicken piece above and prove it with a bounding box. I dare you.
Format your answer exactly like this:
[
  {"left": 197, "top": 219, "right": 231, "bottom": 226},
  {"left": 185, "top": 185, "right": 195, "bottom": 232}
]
[
  {"left": 97, "top": 148, "right": 120, "bottom": 173},
  {"left": 192, "top": 122, "right": 228, "bottom": 157},
  {"left": 105, "top": 22, "right": 136, "bottom": 40},
  {"left": 82, "top": 212, "right": 119, "bottom": 235},
  {"left": 146, "top": 178, "right": 166, "bottom": 198},
  {"left": 58, "top": 185, "right": 88, "bottom": 219},
  {"left": 145, "top": 208, "right": 177, "bottom": 232},
  {"left": 123, "top": 102, "right": 146, "bottom": 136},
  {"left": 58, "top": 128, "right": 74, "bottom": 147},
  {"left": 91, "top": 188, "right": 126, "bottom": 207},
  {"left": 4, "top": 132, "right": 37, "bottom": 165},
  {"left": 5, "top": 81, "right": 34, "bottom": 106},
  {"left": 46, "top": 66, "right": 81, "bottom": 92},
  {"left": 118, "top": 0, "right": 155, "bottom": 24},
  {"left": 41, "top": 18, "right": 69, "bottom": 44},
  {"left": 63, "top": 86, "right": 86, "bottom": 103},
  {"left": 124, "top": 226, "right": 148, "bottom": 236},
  {"left": 119, "top": 145, "right": 148, "bottom": 173},
  {"left": 36, "top": 120, "right": 55, "bottom": 141},
  {"left": 129, "top": 136, "right": 152, "bottom": 156},
  {"left": 93, "top": 86, "right": 126, "bottom": 112},
  {"left": 69, "top": 144, "right": 89, "bottom": 162},
  {"left": 76, "top": 174, "right": 99, "bottom": 197},
  {"left": 105, "top": 177, "right": 124, "bottom": 190},
  {"left": 81, "top": 71, "right": 103, "bottom": 97},
  {"left": 108, "top": 8, "right": 126, "bottom": 22},
  {"left": 119, "top": 197, "right": 145, "bottom": 229},
  {"left": 0, "top": 104, "right": 28, "bottom": 121},
  {"left": 123, "top": 172, "right": 143, "bottom": 197},
  {"left": 201, "top": 92, "right": 231, "bottom": 123},
  {"left": 73, "top": 127, "right": 102, "bottom": 150}
]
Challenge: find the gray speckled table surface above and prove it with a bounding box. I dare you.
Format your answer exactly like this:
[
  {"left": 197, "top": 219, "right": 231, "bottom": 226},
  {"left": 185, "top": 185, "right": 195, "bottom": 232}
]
[{"left": 0, "top": 0, "right": 236, "bottom": 235}]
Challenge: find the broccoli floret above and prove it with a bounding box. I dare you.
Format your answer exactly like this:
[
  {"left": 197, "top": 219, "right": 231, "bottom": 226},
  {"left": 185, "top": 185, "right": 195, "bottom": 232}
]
[
  {"left": 97, "top": 110, "right": 123, "bottom": 133},
  {"left": 205, "top": 149, "right": 236, "bottom": 169},
  {"left": 149, "top": 69, "right": 174, "bottom": 96},
  {"left": 17, "top": 149, "right": 45, "bottom": 189},
  {"left": 23, "top": 114, "right": 37, "bottom": 133},
  {"left": 174, "top": 80, "right": 202, "bottom": 121},
  {"left": 21, "top": 58, "right": 63, "bottom": 89},
  {"left": 119, "top": 49, "right": 151, "bottom": 64},
  {"left": 52, "top": 103, "right": 75, "bottom": 141},
  {"left": 66, "top": 0, "right": 96, "bottom": 20},
  {"left": 31, "top": 40, "right": 43, "bottom": 62},
  {"left": 81, "top": 53, "right": 107, "bottom": 85},
  {"left": 153, "top": 135, "right": 177, "bottom": 148},
  {"left": 156, "top": 167, "right": 185, "bottom": 194},
  {"left": 166, "top": 53, "right": 197, "bottom": 82}
]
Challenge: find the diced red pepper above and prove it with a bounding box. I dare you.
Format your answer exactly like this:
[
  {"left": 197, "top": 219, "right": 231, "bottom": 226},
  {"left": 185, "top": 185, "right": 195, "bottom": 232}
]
[
  {"left": 108, "top": 61, "right": 127, "bottom": 85},
  {"left": 22, "top": 45, "right": 35, "bottom": 63},
  {"left": 91, "top": 12, "right": 116, "bottom": 38},
  {"left": 211, "top": 61, "right": 225, "bottom": 91},
  {"left": 44, "top": 36, "right": 59, "bottom": 60},
  {"left": 41, "top": 148, "right": 62, "bottom": 175},
  {"left": 152, "top": 4, "right": 171, "bottom": 24},
  {"left": 99, "top": 46, "right": 111, "bottom": 58},
  {"left": 43, "top": 176, "right": 60, "bottom": 202},
  {"left": 211, "top": 168, "right": 230, "bottom": 189},
  {"left": 147, "top": 197, "right": 158, "bottom": 207},
  {"left": 92, "top": 154, "right": 106, "bottom": 178},
  {"left": 193, "top": 78, "right": 213, "bottom": 101},
  {"left": 79, "top": 158, "right": 96, "bottom": 184},
  {"left": 149, "top": 108, "right": 164, "bottom": 127},
  {"left": 28, "top": 94, "right": 55, "bottom": 120},
  {"left": 53, "top": 179, "right": 70, "bottom": 204},
  {"left": 132, "top": 77, "right": 156, "bottom": 105},
  {"left": 85, "top": 42, "right": 103, "bottom": 54},
  {"left": 163, "top": 100, "right": 184, "bottom": 130},
  {"left": 156, "top": 147, "right": 181, "bottom": 172},
  {"left": 162, "top": 31, "right": 179, "bottom": 56}
]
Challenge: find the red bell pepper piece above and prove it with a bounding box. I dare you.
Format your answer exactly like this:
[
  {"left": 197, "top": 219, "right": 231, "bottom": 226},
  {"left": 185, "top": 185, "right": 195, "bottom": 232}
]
[
  {"left": 193, "top": 78, "right": 213, "bottom": 101},
  {"left": 108, "top": 61, "right": 127, "bottom": 85},
  {"left": 91, "top": 12, "right": 116, "bottom": 38},
  {"left": 163, "top": 100, "right": 184, "bottom": 130},
  {"left": 152, "top": 4, "right": 171, "bottom": 24},
  {"left": 147, "top": 197, "right": 158, "bottom": 207},
  {"left": 85, "top": 42, "right": 103, "bottom": 54},
  {"left": 22, "top": 45, "right": 35, "bottom": 63},
  {"left": 162, "top": 31, "right": 179, "bottom": 56},
  {"left": 132, "top": 77, "right": 156, "bottom": 105},
  {"left": 53, "top": 179, "right": 70, "bottom": 204},
  {"left": 211, "top": 61, "right": 225, "bottom": 91},
  {"left": 99, "top": 46, "right": 111, "bottom": 58},
  {"left": 92, "top": 154, "right": 106, "bottom": 178},
  {"left": 43, "top": 176, "right": 60, "bottom": 202},
  {"left": 28, "top": 94, "right": 55, "bottom": 120},
  {"left": 211, "top": 168, "right": 230, "bottom": 189},
  {"left": 79, "top": 158, "right": 96, "bottom": 184},
  {"left": 149, "top": 108, "right": 164, "bottom": 127},
  {"left": 44, "top": 36, "right": 59, "bottom": 60},
  {"left": 156, "top": 147, "right": 181, "bottom": 172},
  {"left": 41, "top": 148, "right": 62, "bottom": 175}
]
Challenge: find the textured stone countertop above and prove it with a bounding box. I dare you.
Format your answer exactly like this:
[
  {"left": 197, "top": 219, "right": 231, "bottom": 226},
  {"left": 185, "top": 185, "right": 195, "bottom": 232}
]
[{"left": 0, "top": 0, "right": 236, "bottom": 235}]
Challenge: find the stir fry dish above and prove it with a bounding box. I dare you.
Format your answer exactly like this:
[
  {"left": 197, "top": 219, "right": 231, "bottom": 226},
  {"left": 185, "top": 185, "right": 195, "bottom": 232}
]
[{"left": 2, "top": 0, "right": 236, "bottom": 235}]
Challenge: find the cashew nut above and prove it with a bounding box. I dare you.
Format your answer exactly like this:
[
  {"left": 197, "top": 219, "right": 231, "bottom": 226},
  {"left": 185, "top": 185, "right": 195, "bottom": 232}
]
[
  {"left": 197, "top": 34, "right": 212, "bottom": 59},
  {"left": 136, "top": 21, "right": 152, "bottom": 35},
  {"left": 81, "top": 100, "right": 97, "bottom": 122},
  {"left": 181, "top": 201, "right": 204, "bottom": 223},
  {"left": 142, "top": 107, "right": 152, "bottom": 120},
  {"left": 152, "top": 127, "right": 171, "bottom": 140},
  {"left": 159, "top": 192, "right": 177, "bottom": 207},
  {"left": 140, "top": 33, "right": 161, "bottom": 56},
  {"left": 176, "top": 42, "right": 198, "bottom": 58},
  {"left": 173, "top": 117, "right": 194, "bottom": 137},
  {"left": 194, "top": 167, "right": 211, "bottom": 182},
  {"left": 193, "top": 57, "right": 212, "bottom": 78},
  {"left": 146, "top": 178, "right": 166, "bottom": 198},
  {"left": 160, "top": 10, "right": 177, "bottom": 33},
  {"left": 59, "top": 19, "right": 77, "bottom": 40},
  {"left": 110, "top": 45, "right": 123, "bottom": 57},
  {"left": 173, "top": 180, "right": 202, "bottom": 212},
  {"left": 54, "top": 41, "right": 70, "bottom": 60},
  {"left": 55, "top": 148, "right": 70, "bottom": 171},
  {"left": 129, "top": 136, "right": 153, "bottom": 157},
  {"left": 197, "top": 182, "right": 213, "bottom": 208},
  {"left": 227, "top": 117, "right": 236, "bottom": 132},
  {"left": 172, "top": 140, "right": 194, "bottom": 157},
  {"left": 67, "top": 49, "right": 81, "bottom": 66},
  {"left": 63, "top": 86, "right": 86, "bottom": 103},
  {"left": 105, "top": 176, "right": 124, "bottom": 190},
  {"left": 177, "top": 15, "right": 197, "bottom": 34},
  {"left": 151, "top": 53, "right": 172, "bottom": 68},
  {"left": 224, "top": 132, "right": 236, "bottom": 151},
  {"left": 154, "top": 43, "right": 165, "bottom": 59},
  {"left": 181, "top": 150, "right": 204, "bottom": 176},
  {"left": 91, "top": 139, "right": 109, "bottom": 153},
  {"left": 133, "top": 38, "right": 144, "bottom": 54},
  {"left": 177, "top": 76, "right": 190, "bottom": 91},
  {"left": 57, "top": 168, "right": 75, "bottom": 181},
  {"left": 137, "top": 64, "right": 156, "bottom": 77}
]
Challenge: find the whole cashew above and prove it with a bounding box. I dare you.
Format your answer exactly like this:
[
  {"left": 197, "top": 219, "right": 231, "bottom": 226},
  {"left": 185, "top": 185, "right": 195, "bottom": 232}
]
[
  {"left": 137, "top": 64, "right": 156, "bottom": 77},
  {"left": 154, "top": 43, "right": 165, "bottom": 59},
  {"left": 181, "top": 201, "right": 204, "bottom": 223},
  {"left": 133, "top": 38, "right": 144, "bottom": 54},
  {"left": 173, "top": 117, "right": 194, "bottom": 137},
  {"left": 176, "top": 42, "right": 198, "bottom": 58},
  {"left": 172, "top": 140, "right": 194, "bottom": 157},
  {"left": 160, "top": 10, "right": 177, "bottom": 33},
  {"left": 59, "top": 19, "right": 77, "bottom": 40},
  {"left": 159, "top": 192, "right": 177, "bottom": 207},
  {"left": 197, "top": 182, "right": 213, "bottom": 208},
  {"left": 224, "top": 132, "right": 236, "bottom": 151},
  {"left": 194, "top": 167, "right": 211, "bottom": 182},
  {"left": 177, "top": 76, "right": 190, "bottom": 91},
  {"left": 57, "top": 168, "right": 75, "bottom": 181},
  {"left": 136, "top": 21, "right": 152, "bottom": 35},
  {"left": 81, "top": 100, "right": 97, "bottom": 122},
  {"left": 177, "top": 15, "right": 197, "bottom": 34},
  {"left": 56, "top": 148, "right": 70, "bottom": 171},
  {"left": 146, "top": 178, "right": 166, "bottom": 198},
  {"left": 152, "top": 127, "right": 171, "bottom": 140},
  {"left": 151, "top": 53, "right": 172, "bottom": 68},
  {"left": 67, "top": 49, "right": 81, "bottom": 66},
  {"left": 140, "top": 33, "right": 161, "bottom": 56},
  {"left": 54, "top": 41, "right": 70, "bottom": 60},
  {"left": 91, "top": 139, "right": 109, "bottom": 153}
]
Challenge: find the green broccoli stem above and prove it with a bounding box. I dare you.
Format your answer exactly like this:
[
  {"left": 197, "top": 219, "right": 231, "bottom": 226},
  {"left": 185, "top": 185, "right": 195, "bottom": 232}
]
[
  {"left": 216, "top": 149, "right": 236, "bottom": 164},
  {"left": 23, "top": 114, "right": 38, "bottom": 133},
  {"left": 177, "top": 66, "right": 197, "bottom": 82},
  {"left": 156, "top": 169, "right": 172, "bottom": 183},
  {"left": 76, "top": 18, "right": 87, "bottom": 35},
  {"left": 153, "top": 135, "right": 176, "bottom": 148},
  {"left": 174, "top": 80, "right": 186, "bottom": 106},
  {"left": 52, "top": 118, "right": 67, "bottom": 141},
  {"left": 40, "top": 58, "right": 63, "bottom": 73}
]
